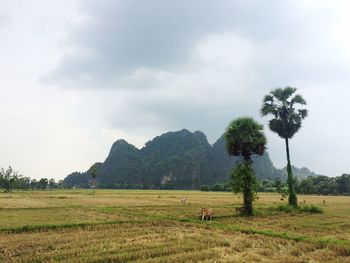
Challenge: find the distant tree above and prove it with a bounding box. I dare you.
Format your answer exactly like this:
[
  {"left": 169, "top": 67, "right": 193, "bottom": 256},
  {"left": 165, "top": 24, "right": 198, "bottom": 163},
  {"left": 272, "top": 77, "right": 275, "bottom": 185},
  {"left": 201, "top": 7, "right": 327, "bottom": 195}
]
[
  {"left": 274, "top": 178, "right": 283, "bottom": 193},
  {"left": 49, "top": 178, "right": 56, "bottom": 190},
  {"left": 200, "top": 185, "right": 210, "bottom": 192},
  {"left": 225, "top": 117, "right": 266, "bottom": 216},
  {"left": 0, "top": 166, "right": 19, "bottom": 192},
  {"left": 296, "top": 175, "right": 350, "bottom": 195},
  {"left": 223, "top": 182, "right": 232, "bottom": 192},
  {"left": 30, "top": 179, "right": 38, "bottom": 190},
  {"left": 261, "top": 87, "right": 308, "bottom": 207},
  {"left": 57, "top": 180, "right": 64, "bottom": 189},
  {"left": 211, "top": 183, "right": 224, "bottom": 192},
  {"left": 257, "top": 180, "right": 275, "bottom": 192},
  {"left": 39, "top": 178, "right": 48, "bottom": 190},
  {"left": 336, "top": 174, "right": 350, "bottom": 194},
  {"left": 317, "top": 178, "right": 336, "bottom": 195},
  {"left": 89, "top": 164, "right": 98, "bottom": 192},
  {"left": 273, "top": 177, "right": 287, "bottom": 198},
  {"left": 15, "top": 176, "right": 31, "bottom": 190}
]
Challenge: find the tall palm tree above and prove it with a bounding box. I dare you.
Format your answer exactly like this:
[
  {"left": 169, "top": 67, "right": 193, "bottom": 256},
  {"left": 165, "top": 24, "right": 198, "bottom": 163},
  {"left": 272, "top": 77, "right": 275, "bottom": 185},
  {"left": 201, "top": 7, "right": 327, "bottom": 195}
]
[
  {"left": 225, "top": 117, "right": 266, "bottom": 216},
  {"left": 261, "top": 87, "right": 308, "bottom": 207}
]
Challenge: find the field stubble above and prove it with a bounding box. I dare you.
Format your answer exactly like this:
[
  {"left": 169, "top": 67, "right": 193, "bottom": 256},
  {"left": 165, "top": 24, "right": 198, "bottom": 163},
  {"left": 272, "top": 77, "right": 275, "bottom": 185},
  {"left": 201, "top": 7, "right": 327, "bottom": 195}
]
[{"left": 0, "top": 190, "right": 349, "bottom": 262}]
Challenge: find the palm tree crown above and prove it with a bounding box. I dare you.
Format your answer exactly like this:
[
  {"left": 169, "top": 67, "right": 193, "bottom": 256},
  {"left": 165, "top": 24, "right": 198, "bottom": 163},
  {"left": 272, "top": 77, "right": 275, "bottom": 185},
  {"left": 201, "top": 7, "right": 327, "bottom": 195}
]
[
  {"left": 261, "top": 87, "right": 308, "bottom": 139},
  {"left": 225, "top": 117, "right": 266, "bottom": 161}
]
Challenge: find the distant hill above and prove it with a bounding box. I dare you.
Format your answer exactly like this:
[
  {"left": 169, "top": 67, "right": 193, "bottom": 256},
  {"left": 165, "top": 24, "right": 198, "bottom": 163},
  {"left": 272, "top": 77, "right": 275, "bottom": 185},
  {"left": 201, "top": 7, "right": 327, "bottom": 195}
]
[
  {"left": 63, "top": 129, "right": 320, "bottom": 189},
  {"left": 280, "top": 166, "right": 324, "bottom": 180}
]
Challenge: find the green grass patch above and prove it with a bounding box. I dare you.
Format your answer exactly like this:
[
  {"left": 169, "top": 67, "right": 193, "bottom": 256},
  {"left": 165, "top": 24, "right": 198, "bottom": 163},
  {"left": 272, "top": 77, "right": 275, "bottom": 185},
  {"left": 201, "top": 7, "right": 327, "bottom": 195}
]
[
  {"left": 270, "top": 204, "right": 323, "bottom": 214},
  {"left": 299, "top": 205, "right": 324, "bottom": 213}
]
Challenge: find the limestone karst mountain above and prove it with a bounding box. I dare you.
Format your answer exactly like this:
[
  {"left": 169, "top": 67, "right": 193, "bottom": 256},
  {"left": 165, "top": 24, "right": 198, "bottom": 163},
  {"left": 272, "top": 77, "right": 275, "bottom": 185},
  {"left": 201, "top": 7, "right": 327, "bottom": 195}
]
[{"left": 64, "top": 129, "right": 318, "bottom": 189}]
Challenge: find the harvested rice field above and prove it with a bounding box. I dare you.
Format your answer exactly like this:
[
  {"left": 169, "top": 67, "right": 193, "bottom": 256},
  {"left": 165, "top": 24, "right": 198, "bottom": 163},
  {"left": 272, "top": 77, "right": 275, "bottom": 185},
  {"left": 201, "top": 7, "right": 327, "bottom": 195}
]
[{"left": 0, "top": 190, "right": 349, "bottom": 262}]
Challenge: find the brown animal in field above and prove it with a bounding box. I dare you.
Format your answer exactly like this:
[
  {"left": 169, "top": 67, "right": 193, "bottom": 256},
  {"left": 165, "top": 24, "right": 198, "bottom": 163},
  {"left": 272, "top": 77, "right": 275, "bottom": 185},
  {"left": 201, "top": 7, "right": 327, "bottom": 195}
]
[
  {"left": 181, "top": 198, "right": 187, "bottom": 203},
  {"left": 323, "top": 200, "right": 326, "bottom": 205},
  {"left": 200, "top": 208, "right": 213, "bottom": 221},
  {"left": 302, "top": 199, "right": 306, "bottom": 204}
]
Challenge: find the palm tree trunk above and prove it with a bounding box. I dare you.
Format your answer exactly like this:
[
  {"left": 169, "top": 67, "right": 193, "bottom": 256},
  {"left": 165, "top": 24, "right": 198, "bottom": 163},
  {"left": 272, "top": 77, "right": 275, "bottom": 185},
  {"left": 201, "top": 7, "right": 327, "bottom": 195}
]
[
  {"left": 242, "top": 159, "right": 254, "bottom": 216},
  {"left": 285, "top": 138, "right": 297, "bottom": 207}
]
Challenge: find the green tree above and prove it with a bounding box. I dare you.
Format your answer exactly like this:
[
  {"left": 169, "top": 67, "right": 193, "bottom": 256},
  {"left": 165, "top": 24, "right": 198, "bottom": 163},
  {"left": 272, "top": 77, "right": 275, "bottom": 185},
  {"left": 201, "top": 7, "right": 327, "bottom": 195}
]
[
  {"left": 274, "top": 177, "right": 283, "bottom": 193},
  {"left": 39, "top": 178, "right": 48, "bottom": 190},
  {"left": 211, "top": 183, "right": 224, "bottom": 191},
  {"left": 261, "top": 87, "right": 308, "bottom": 207},
  {"left": 49, "top": 178, "right": 56, "bottom": 190},
  {"left": 0, "top": 166, "right": 18, "bottom": 192},
  {"left": 30, "top": 179, "right": 38, "bottom": 190},
  {"left": 15, "top": 176, "right": 31, "bottom": 190},
  {"left": 57, "top": 180, "right": 64, "bottom": 189},
  {"left": 200, "top": 185, "right": 210, "bottom": 191},
  {"left": 89, "top": 164, "right": 98, "bottom": 192},
  {"left": 225, "top": 117, "right": 266, "bottom": 216},
  {"left": 336, "top": 174, "right": 350, "bottom": 194}
]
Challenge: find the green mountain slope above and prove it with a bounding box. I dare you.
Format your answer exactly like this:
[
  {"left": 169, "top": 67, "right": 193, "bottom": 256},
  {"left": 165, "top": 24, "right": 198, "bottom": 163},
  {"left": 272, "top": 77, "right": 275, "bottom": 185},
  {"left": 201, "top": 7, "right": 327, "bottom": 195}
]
[
  {"left": 63, "top": 129, "right": 313, "bottom": 189},
  {"left": 279, "top": 166, "right": 323, "bottom": 180}
]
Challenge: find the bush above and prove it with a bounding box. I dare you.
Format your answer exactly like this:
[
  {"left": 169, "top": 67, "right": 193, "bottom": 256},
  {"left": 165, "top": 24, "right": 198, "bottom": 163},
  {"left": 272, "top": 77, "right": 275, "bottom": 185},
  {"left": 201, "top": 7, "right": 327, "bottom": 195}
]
[
  {"left": 200, "top": 185, "right": 210, "bottom": 191},
  {"left": 299, "top": 205, "right": 323, "bottom": 214},
  {"left": 211, "top": 183, "right": 224, "bottom": 191},
  {"left": 270, "top": 204, "right": 323, "bottom": 214},
  {"left": 273, "top": 204, "right": 294, "bottom": 213}
]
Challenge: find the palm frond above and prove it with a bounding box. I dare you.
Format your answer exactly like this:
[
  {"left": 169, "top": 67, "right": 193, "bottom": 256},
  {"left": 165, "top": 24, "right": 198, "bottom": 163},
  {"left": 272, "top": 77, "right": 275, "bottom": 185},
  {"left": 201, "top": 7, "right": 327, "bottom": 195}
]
[
  {"left": 298, "top": 109, "right": 308, "bottom": 119},
  {"left": 291, "top": 94, "right": 306, "bottom": 106},
  {"left": 261, "top": 104, "right": 277, "bottom": 116},
  {"left": 271, "top": 87, "right": 296, "bottom": 101},
  {"left": 263, "top": 94, "right": 274, "bottom": 103}
]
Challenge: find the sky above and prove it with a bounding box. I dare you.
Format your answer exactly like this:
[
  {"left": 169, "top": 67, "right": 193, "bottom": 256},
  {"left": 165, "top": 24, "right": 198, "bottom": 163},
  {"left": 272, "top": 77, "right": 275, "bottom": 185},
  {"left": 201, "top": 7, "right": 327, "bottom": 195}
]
[{"left": 0, "top": 0, "right": 349, "bottom": 180}]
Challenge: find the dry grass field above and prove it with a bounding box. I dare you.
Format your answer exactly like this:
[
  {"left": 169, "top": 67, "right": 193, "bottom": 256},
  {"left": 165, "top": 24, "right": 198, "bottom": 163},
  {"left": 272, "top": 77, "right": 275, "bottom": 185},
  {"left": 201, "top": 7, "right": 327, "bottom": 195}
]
[{"left": 0, "top": 190, "right": 349, "bottom": 262}]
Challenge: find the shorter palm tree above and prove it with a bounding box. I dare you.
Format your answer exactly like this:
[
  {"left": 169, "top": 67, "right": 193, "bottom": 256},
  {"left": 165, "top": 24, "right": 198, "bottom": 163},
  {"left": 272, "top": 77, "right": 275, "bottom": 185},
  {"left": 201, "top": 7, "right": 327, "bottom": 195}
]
[{"left": 225, "top": 117, "right": 266, "bottom": 216}]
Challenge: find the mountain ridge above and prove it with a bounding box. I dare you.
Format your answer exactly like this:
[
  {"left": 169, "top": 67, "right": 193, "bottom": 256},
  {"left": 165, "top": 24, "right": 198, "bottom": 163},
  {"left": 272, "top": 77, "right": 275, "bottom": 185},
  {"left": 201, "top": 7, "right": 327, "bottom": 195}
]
[{"left": 63, "top": 129, "right": 322, "bottom": 189}]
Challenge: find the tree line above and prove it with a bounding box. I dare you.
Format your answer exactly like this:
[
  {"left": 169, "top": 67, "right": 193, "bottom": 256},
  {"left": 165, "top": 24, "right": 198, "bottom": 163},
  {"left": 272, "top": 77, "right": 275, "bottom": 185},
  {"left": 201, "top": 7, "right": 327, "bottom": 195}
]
[
  {"left": 297, "top": 174, "right": 350, "bottom": 195},
  {"left": 201, "top": 174, "right": 350, "bottom": 196},
  {"left": 263, "top": 174, "right": 350, "bottom": 196},
  {"left": 0, "top": 166, "right": 63, "bottom": 192}
]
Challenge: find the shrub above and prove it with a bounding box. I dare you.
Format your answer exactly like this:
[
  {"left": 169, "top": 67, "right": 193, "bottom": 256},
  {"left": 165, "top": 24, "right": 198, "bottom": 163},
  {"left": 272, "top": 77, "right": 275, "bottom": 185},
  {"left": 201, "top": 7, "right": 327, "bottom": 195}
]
[
  {"left": 211, "top": 183, "right": 224, "bottom": 191},
  {"left": 273, "top": 204, "right": 294, "bottom": 213},
  {"left": 200, "top": 185, "right": 210, "bottom": 192},
  {"left": 299, "top": 205, "right": 323, "bottom": 214},
  {"left": 270, "top": 204, "right": 323, "bottom": 214}
]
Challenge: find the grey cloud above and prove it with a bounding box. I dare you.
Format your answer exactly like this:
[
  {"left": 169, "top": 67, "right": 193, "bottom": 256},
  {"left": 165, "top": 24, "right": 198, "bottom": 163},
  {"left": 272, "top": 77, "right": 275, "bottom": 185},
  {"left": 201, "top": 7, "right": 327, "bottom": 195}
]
[
  {"left": 105, "top": 85, "right": 264, "bottom": 144},
  {"left": 47, "top": 0, "right": 307, "bottom": 87},
  {"left": 40, "top": 0, "right": 350, "bottom": 176}
]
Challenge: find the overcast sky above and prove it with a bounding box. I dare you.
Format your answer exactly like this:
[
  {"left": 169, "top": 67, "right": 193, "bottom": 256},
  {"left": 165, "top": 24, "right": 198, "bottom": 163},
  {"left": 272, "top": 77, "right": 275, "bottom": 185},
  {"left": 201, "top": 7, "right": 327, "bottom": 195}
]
[{"left": 0, "top": 0, "right": 349, "bottom": 180}]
